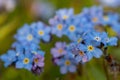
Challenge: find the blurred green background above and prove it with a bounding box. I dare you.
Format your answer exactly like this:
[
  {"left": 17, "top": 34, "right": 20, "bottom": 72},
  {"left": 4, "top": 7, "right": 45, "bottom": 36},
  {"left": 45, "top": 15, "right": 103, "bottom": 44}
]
[{"left": 0, "top": 0, "right": 120, "bottom": 80}]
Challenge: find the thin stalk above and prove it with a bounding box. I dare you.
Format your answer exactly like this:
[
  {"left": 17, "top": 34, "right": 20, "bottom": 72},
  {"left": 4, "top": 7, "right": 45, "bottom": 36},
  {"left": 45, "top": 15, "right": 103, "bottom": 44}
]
[{"left": 103, "top": 47, "right": 110, "bottom": 80}]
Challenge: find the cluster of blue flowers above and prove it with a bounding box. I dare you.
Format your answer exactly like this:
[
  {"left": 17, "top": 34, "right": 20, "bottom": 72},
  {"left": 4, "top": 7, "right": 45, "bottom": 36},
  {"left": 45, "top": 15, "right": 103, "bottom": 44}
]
[
  {"left": 50, "top": 6, "right": 119, "bottom": 74},
  {"left": 51, "top": 33, "right": 118, "bottom": 74},
  {"left": 0, "top": 6, "right": 119, "bottom": 75},
  {"left": 49, "top": 6, "right": 120, "bottom": 41},
  {"left": 0, "top": 22, "right": 51, "bottom": 75}
]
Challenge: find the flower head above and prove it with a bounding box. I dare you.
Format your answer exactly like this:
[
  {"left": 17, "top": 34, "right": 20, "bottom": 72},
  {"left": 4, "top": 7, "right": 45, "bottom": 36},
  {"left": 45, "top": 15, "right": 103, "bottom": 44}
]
[
  {"left": 32, "top": 22, "right": 51, "bottom": 42},
  {"left": 82, "top": 6, "right": 103, "bottom": 25},
  {"left": 32, "top": 53, "right": 45, "bottom": 75},
  {"left": 72, "top": 43, "right": 89, "bottom": 63},
  {"left": 1, "top": 50, "right": 17, "bottom": 67},
  {"left": 51, "top": 42, "right": 67, "bottom": 58},
  {"left": 56, "top": 8, "right": 74, "bottom": 20},
  {"left": 55, "top": 53, "right": 77, "bottom": 74},
  {"left": 15, "top": 51, "right": 33, "bottom": 71},
  {"left": 14, "top": 24, "right": 39, "bottom": 45},
  {"left": 51, "top": 22, "right": 66, "bottom": 37}
]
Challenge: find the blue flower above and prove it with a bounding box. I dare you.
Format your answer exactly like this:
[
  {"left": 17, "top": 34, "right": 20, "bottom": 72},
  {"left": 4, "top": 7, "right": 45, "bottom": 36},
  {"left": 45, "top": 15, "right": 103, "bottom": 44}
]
[
  {"left": 98, "top": 32, "right": 118, "bottom": 47},
  {"left": 68, "top": 42, "right": 102, "bottom": 62},
  {"left": 55, "top": 53, "right": 77, "bottom": 74},
  {"left": 56, "top": 8, "right": 74, "bottom": 20},
  {"left": 64, "top": 17, "right": 82, "bottom": 41},
  {"left": 32, "top": 54, "right": 45, "bottom": 75},
  {"left": 74, "top": 43, "right": 88, "bottom": 63},
  {"left": 99, "top": 0, "right": 120, "bottom": 7},
  {"left": 102, "top": 13, "right": 119, "bottom": 26},
  {"left": 49, "top": 8, "right": 74, "bottom": 38},
  {"left": 82, "top": 6, "right": 103, "bottom": 25},
  {"left": 75, "top": 14, "right": 94, "bottom": 32},
  {"left": 51, "top": 22, "right": 66, "bottom": 37},
  {"left": 0, "top": 50, "right": 17, "bottom": 67},
  {"left": 84, "top": 31, "right": 106, "bottom": 46},
  {"left": 76, "top": 42, "right": 103, "bottom": 61},
  {"left": 49, "top": 8, "right": 74, "bottom": 26},
  {"left": 103, "top": 37, "right": 118, "bottom": 47},
  {"left": 15, "top": 52, "right": 33, "bottom": 71},
  {"left": 14, "top": 24, "right": 39, "bottom": 45},
  {"left": 51, "top": 42, "right": 67, "bottom": 58},
  {"left": 86, "top": 44, "right": 103, "bottom": 60},
  {"left": 32, "top": 22, "right": 51, "bottom": 42}
]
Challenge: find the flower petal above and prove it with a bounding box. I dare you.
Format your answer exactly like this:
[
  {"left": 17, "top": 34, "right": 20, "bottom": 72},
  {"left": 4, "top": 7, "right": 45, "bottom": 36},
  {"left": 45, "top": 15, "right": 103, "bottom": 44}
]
[
  {"left": 15, "top": 61, "right": 24, "bottom": 69},
  {"left": 60, "top": 66, "right": 67, "bottom": 74},
  {"left": 68, "top": 65, "right": 76, "bottom": 73},
  {"left": 93, "top": 48, "right": 103, "bottom": 58}
]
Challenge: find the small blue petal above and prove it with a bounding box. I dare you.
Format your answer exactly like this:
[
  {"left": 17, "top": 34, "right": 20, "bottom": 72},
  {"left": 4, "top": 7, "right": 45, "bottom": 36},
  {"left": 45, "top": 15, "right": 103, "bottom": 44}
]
[{"left": 60, "top": 66, "right": 67, "bottom": 74}]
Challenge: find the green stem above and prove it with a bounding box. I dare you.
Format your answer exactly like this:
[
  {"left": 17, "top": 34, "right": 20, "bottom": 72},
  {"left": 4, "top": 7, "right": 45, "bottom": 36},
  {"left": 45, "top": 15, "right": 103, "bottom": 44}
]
[
  {"left": 103, "top": 47, "right": 110, "bottom": 80},
  {"left": 103, "top": 58, "right": 110, "bottom": 80}
]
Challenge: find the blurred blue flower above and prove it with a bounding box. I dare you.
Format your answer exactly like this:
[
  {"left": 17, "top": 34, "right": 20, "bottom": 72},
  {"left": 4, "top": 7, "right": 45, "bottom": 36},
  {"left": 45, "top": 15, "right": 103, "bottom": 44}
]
[
  {"left": 31, "top": 22, "right": 51, "bottom": 42},
  {"left": 14, "top": 24, "right": 39, "bottom": 45},
  {"left": 98, "top": 32, "right": 118, "bottom": 47},
  {"left": 83, "top": 43, "right": 103, "bottom": 60},
  {"left": 56, "top": 8, "right": 74, "bottom": 20},
  {"left": 49, "top": 8, "right": 75, "bottom": 38},
  {"left": 49, "top": 8, "right": 74, "bottom": 25},
  {"left": 51, "top": 42, "right": 67, "bottom": 58},
  {"left": 1, "top": 50, "right": 16, "bottom": 67},
  {"left": 74, "top": 43, "right": 88, "bottom": 63},
  {"left": 15, "top": 52, "right": 33, "bottom": 71},
  {"left": 82, "top": 6, "right": 103, "bottom": 25},
  {"left": 102, "top": 33, "right": 118, "bottom": 47},
  {"left": 55, "top": 53, "right": 77, "bottom": 74},
  {"left": 51, "top": 22, "right": 66, "bottom": 37},
  {"left": 33, "top": 54, "right": 44, "bottom": 68},
  {"left": 102, "top": 13, "right": 119, "bottom": 26},
  {"left": 99, "top": 0, "right": 120, "bottom": 7},
  {"left": 32, "top": 53, "right": 45, "bottom": 75},
  {"left": 64, "top": 17, "right": 83, "bottom": 41},
  {"left": 84, "top": 31, "right": 106, "bottom": 46}
]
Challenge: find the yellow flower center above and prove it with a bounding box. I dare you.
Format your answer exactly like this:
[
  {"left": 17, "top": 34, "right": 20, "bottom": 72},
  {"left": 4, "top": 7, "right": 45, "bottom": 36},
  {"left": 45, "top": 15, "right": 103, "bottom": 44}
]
[
  {"left": 27, "top": 34, "right": 33, "bottom": 41},
  {"left": 88, "top": 45, "right": 94, "bottom": 51},
  {"left": 34, "top": 58, "right": 39, "bottom": 64},
  {"left": 65, "top": 60, "right": 71, "bottom": 66},
  {"left": 104, "top": 16, "right": 109, "bottom": 21},
  {"left": 92, "top": 17, "right": 98, "bottom": 22},
  {"left": 57, "top": 24, "right": 63, "bottom": 30},
  {"left": 23, "top": 58, "right": 30, "bottom": 64},
  {"left": 79, "top": 51, "right": 84, "bottom": 56},
  {"left": 69, "top": 25, "right": 75, "bottom": 32},
  {"left": 62, "top": 15, "right": 68, "bottom": 20},
  {"left": 38, "top": 30, "right": 44, "bottom": 36},
  {"left": 58, "top": 48, "right": 63, "bottom": 54}
]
